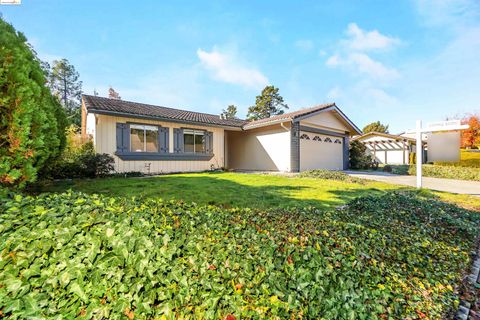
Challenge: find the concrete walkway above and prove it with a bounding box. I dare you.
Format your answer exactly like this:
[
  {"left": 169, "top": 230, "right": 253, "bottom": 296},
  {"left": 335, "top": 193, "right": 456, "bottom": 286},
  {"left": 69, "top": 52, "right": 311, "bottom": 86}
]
[{"left": 345, "top": 171, "right": 480, "bottom": 196}]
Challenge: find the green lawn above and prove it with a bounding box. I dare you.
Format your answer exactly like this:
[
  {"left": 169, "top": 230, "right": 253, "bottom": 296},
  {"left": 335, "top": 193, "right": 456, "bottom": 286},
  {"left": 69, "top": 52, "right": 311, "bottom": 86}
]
[
  {"left": 38, "top": 172, "right": 480, "bottom": 210},
  {"left": 37, "top": 172, "right": 400, "bottom": 210},
  {"left": 435, "top": 150, "right": 480, "bottom": 168}
]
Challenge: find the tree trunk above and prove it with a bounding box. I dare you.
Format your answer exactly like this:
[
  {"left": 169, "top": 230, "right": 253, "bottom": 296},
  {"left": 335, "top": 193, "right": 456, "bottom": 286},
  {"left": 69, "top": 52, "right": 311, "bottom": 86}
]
[{"left": 63, "top": 73, "right": 67, "bottom": 109}]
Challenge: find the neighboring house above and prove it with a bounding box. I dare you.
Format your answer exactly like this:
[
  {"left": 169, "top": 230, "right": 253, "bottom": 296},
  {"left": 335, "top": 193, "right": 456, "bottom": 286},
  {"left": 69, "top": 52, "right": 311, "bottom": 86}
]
[
  {"left": 81, "top": 95, "right": 362, "bottom": 174},
  {"left": 353, "top": 132, "right": 425, "bottom": 165}
]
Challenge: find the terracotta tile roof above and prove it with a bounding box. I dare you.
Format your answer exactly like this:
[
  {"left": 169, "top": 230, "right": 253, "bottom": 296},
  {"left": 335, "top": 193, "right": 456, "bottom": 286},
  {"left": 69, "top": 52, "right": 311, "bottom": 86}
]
[
  {"left": 83, "top": 95, "right": 247, "bottom": 128},
  {"left": 83, "top": 96, "right": 360, "bottom": 134},
  {"left": 242, "top": 103, "right": 336, "bottom": 129}
]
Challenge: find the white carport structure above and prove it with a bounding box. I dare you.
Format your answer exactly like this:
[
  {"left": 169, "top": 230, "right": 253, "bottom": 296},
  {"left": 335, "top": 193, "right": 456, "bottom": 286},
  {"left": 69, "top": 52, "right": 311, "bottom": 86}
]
[{"left": 353, "top": 132, "right": 423, "bottom": 165}]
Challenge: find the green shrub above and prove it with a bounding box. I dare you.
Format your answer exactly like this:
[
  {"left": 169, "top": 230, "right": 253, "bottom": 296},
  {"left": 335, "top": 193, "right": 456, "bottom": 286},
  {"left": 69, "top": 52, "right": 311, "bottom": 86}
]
[
  {"left": 39, "top": 127, "right": 114, "bottom": 179},
  {"left": 1, "top": 191, "right": 477, "bottom": 319},
  {"left": 349, "top": 140, "right": 372, "bottom": 169},
  {"left": 107, "top": 171, "right": 144, "bottom": 178},
  {"left": 40, "top": 148, "right": 114, "bottom": 179},
  {"left": 299, "top": 169, "right": 365, "bottom": 184},
  {"left": 409, "top": 164, "right": 480, "bottom": 181},
  {"left": 0, "top": 18, "right": 67, "bottom": 188},
  {"left": 382, "top": 165, "right": 392, "bottom": 173}
]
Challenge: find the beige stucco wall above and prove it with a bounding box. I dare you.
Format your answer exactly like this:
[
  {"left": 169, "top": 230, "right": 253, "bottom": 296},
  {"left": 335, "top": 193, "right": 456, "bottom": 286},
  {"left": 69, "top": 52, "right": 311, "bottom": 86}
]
[
  {"left": 300, "top": 110, "right": 349, "bottom": 134},
  {"left": 227, "top": 123, "right": 291, "bottom": 171},
  {"left": 94, "top": 114, "right": 225, "bottom": 174}
]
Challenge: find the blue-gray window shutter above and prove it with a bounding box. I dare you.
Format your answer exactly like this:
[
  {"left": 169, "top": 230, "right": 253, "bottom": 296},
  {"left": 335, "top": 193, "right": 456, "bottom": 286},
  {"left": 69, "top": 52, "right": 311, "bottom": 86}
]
[
  {"left": 116, "top": 123, "right": 130, "bottom": 153},
  {"left": 158, "top": 127, "right": 169, "bottom": 153},
  {"left": 205, "top": 131, "right": 213, "bottom": 154},
  {"left": 173, "top": 128, "right": 184, "bottom": 153}
]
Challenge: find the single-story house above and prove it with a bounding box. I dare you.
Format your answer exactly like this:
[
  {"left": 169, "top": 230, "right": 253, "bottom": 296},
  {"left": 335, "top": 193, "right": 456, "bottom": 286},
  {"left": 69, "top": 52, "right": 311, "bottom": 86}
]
[
  {"left": 353, "top": 131, "right": 425, "bottom": 165},
  {"left": 81, "top": 95, "right": 362, "bottom": 174}
]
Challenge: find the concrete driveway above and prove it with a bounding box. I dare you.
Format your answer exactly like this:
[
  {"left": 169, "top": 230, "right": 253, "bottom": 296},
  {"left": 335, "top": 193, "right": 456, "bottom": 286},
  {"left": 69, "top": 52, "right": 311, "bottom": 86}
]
[{"left": 345, "top": 171, "right": 480, "bottom": 196}]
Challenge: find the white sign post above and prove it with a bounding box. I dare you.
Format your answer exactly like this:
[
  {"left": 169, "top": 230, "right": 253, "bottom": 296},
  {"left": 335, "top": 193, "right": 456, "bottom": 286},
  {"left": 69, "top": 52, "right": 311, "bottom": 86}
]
[
  {"left": 416, "top": 120, "right": 422, "bottom": 188},
  {"left": 407, "top": 120, "right": 469, "bottom": 189}
]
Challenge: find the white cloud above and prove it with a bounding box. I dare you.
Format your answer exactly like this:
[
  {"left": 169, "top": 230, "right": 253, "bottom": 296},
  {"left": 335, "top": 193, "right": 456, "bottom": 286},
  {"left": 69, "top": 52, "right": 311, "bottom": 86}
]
[
  {"left": 326, "top": 54, "right": 342, "bottom": 67},
  {"left": 366, "top": 87, "right": 399, "bottom": 106},
  {"left": 348, "top": 53, "right": 399, "bottom": 80},
  {"left": 197, "top": 47, "right": 269, "bottom": 89},
  {"left": 344, "top": 23, "right": 401, "bottom": 51},
  {"left": 326, "top": 52, "right": 399, "bottom": 80},
  {"left": 294, "top": 39, "right": 314, "bottom": 52},
  {"left": 325, "top": 23, "right": 401, "bottom": 81},
  {"left": 327, "top": 86, "right": 341, "bottom": 100},
  {"left": 414, "top": 0, "right": 480, "bottom": 28}
]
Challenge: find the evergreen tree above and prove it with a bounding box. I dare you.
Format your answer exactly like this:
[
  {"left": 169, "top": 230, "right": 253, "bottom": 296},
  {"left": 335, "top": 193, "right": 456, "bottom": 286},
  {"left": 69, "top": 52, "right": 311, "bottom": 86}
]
[
  {"left": 47, "top": 59, "right": 83, "bottom": 126},
  {"left": 220, "top": 105, "right": 238, "bottom": 120},
  {"left": 247, "top": 86, "right": 288, "bottom": 121},
  {"left": 0, "top": 18, "right": 67, "bottom": 188},
  {"left": 362, "top": 121, "right": 389, "bottom": 134}
]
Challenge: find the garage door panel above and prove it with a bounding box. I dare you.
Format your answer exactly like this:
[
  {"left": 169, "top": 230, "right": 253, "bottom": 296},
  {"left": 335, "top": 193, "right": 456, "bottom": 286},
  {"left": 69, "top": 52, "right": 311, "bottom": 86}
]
[{"left": 300, "top": 132, "right": 343, "bottom": 171}]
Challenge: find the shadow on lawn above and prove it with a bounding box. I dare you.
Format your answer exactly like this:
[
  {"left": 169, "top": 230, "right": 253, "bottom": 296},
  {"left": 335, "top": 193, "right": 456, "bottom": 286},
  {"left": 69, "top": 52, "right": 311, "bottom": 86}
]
[{"left": 36, "top": 173, "right": 390, "bottom": 211}]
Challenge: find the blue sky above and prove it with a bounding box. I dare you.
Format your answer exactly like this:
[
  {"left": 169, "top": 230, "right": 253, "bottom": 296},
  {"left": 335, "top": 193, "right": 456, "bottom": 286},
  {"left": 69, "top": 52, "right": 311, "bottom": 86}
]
[{"left": 1, "top": 0, "right": 479, "bottom": 132}]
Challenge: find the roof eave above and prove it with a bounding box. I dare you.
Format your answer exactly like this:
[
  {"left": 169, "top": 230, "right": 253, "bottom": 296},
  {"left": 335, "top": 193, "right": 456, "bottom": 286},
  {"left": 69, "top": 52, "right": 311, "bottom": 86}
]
[
  {"left": 293, "top": 105, "right": 362, "bottom": 136},
  {"left": 353, "top": 132, "right": 417, "bottom": 142},
  {"left": 87, "top": 108, "right": 244, "bottom": 130},
  {"left": 242, "top": 117, "right": 291, "bottom": 130}
]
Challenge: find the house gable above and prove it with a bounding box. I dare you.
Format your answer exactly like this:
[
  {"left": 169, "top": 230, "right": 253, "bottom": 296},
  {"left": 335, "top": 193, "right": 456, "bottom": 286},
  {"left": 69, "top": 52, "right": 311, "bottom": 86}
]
[{"left": 299, "top": 109, "right": 351, "bottom": 134}]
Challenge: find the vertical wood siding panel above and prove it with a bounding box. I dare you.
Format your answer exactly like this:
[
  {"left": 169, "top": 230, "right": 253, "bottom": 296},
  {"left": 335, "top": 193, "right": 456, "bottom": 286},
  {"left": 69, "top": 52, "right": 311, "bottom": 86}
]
[{"left": 94, "top": 115, "right": 229, "bottom": 173}]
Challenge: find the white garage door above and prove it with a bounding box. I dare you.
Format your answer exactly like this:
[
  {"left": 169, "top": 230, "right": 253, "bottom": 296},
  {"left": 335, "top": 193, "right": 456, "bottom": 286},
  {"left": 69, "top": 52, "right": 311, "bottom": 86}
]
[{"left": 300, "top": 131, "right": 343, "bottom": 171}]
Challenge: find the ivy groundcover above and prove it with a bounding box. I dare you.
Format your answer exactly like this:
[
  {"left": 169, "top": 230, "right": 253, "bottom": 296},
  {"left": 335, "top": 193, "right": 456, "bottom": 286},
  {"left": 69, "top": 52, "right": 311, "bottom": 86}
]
[{"left": 1, "top": 191, "right": 479, "bottom": 319}]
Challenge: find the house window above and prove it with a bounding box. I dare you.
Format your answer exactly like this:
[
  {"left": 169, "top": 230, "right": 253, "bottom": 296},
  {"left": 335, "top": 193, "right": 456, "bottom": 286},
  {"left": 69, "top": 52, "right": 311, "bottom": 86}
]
[
  {"left": 183, "top": 129, "right": 205, "bottom": 153},
  {"left": 130, "top": 124, "right": 158, "bottom": 152}
]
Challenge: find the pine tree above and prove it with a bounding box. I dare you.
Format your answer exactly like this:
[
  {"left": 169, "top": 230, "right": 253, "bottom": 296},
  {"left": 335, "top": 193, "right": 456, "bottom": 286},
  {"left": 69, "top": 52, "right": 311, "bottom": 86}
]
[
  {"left": 221, "top": 105, "right": 238, "bottom": 119},
  {"left": 47, "top": 59, "right": 83, "bottom": 126},
  {"left": 247, "top": 86, "right": 288, "bottom": 121}
]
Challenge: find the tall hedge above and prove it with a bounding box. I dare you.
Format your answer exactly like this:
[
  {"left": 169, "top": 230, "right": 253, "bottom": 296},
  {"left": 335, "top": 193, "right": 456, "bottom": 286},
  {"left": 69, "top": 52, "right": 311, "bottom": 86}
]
[{"left": 0, "top": 18, "right": 67, "bottom": 188}]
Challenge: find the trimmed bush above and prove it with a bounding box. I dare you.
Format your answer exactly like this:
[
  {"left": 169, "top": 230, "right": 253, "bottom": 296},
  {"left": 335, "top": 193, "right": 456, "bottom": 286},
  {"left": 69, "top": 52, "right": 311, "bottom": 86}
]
[
  {"left": 409, "top": 164, "right": 480, "bottom": 181},
  {"left": 0, "top": 18, "right": 67, "bottom": 188},
  {"left": 299, "top": 169, "right": 366, "bottom": 184},
  {"left": 0, "top": 191, "right": 478, "bottom": 318},
  {"left": 382, "top": 165, "right": 392, "bottom": 173},
  {"left": 40, "top": 145, "right": 114, "bottom": 179}
]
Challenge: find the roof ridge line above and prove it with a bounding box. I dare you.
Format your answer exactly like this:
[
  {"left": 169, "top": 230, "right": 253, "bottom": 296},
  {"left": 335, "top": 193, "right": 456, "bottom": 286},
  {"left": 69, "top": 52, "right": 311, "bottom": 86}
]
[{"left": 82, "top": 94, "right": 247, "bottom": 122}]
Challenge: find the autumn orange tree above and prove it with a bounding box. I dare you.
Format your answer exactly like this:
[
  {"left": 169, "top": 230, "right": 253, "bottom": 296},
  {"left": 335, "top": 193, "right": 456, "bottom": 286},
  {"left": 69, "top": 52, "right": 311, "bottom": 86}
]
[
  {"left": 0, "top": 18, "right": 67, "bottom": 188},
  {"left": 461, "top": 114, "right": 480, "bottom": 149}
]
